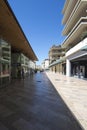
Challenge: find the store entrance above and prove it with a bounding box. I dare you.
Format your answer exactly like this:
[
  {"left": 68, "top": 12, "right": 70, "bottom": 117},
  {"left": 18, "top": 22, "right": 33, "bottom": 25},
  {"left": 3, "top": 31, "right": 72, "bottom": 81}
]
[
  {"left": 71, "top": 55, "right": 87, "bottom": 79},
  {"left": 85, "top": 65, "right": 87, "bottom": 78}
]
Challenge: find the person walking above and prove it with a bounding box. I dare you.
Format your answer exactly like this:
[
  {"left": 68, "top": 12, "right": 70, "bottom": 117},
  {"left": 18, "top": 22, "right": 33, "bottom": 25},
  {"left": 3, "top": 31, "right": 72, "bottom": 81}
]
[{"left": 21, "top": 68, "right": 24, "bottom": 79}]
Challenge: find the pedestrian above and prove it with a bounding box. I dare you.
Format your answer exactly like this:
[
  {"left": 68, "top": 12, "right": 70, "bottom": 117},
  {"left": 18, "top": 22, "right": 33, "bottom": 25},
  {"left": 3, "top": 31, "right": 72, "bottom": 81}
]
[
  {"left": 21, "top": 68, "right": 24, "bottom": 79},
  {"left": 55, "top": 66, "right": 56, "bottom": 73}
]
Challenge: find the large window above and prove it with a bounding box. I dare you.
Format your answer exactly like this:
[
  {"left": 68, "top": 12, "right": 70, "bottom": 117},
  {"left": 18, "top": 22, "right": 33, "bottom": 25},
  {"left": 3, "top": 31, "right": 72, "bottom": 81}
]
[{"left": 0, "top": 39, "right": 11, "bottom": 87}]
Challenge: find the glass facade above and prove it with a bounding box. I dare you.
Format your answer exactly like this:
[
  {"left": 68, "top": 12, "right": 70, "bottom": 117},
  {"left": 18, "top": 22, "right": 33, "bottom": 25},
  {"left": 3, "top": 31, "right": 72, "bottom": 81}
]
[
  {"left": 11, "top": 53, "right": 30, "bottom": 78},
  {"left": 11, "top": 52, "right": 21, "bottom": 79},
  {"left": 21, "top": 54, "right": 29, "bottom": 76},
  {"left": 0, "top": 39, "right": 35, "bottom": 86},
  {"left": 0, "top": 39, "right": 11, "bottom": 87}
]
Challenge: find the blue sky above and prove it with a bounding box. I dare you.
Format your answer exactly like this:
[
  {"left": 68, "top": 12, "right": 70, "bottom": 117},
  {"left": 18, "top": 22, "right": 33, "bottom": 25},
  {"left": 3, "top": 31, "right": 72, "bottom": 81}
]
[{"left": 8, "top": 0, "right": 65, "bottom": 65}]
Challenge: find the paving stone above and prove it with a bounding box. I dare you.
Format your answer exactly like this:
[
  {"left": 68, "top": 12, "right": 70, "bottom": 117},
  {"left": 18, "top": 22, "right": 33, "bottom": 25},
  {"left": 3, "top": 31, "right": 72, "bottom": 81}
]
[
  {"left": 46, "top": 71, "right": 87, "bottom": 130},
  {"left": 0, "top": 72, "right": 83, "bottom": 130}
]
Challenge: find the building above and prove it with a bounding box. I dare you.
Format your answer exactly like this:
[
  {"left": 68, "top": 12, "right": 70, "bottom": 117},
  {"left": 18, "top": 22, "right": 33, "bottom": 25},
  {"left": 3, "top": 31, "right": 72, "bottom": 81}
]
[
  {"left": 36, "top": 65, "right": 42, "bottom": 71},
  {"left": 11, "top": 53, "right": 35, "bottom": 78},
  {"left": 49, "top": 0, "right": 87, "bottom": 78},
  {"left": 0, "top": 0, "right": 38, "bottom": 87},
  {"left": 28, "top": 60, "right": 36, "bottom": 74},
  {"left": 49, "top": 45, "right": 65, "bottom": 64},
  {"left": 49, "top": 45, "right": 66, "bottom": 73},
  {"left": 62, "top": 0, "right": 87, "bottom": 78},
  {"left": 41, "top": 59, "right": 49, "bottom": 70},
  {"left": 0, "top": 39, "right": 11, "bottom": 86}
]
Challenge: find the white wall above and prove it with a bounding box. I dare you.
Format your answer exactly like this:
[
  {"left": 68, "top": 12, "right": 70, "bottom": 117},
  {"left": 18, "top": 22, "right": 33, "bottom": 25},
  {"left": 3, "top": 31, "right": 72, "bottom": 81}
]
[{"left": 66, "top": 38, "right": 87, "bottom": 58}]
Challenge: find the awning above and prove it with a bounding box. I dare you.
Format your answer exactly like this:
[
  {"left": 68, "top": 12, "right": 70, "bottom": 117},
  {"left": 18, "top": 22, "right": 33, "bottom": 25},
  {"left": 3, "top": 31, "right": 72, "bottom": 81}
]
[{"left": 49, "top": 57, "right": 66, "bottom": 67}]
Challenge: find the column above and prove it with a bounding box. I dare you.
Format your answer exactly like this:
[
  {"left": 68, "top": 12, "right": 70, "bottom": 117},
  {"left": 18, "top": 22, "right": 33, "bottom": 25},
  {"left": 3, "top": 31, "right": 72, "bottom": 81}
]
[{"left": 66, "top": 59, "right": 71, "bottom": 77}]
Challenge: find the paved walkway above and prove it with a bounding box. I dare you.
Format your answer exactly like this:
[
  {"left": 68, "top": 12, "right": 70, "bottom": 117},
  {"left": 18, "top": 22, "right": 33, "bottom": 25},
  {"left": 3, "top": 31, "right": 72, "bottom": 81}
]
[
  {"left": 46, "top": 71, "right": 87, "bottom": 130},
  {"left": 0, "top": 72, "right": 83, "bottom": 130}
]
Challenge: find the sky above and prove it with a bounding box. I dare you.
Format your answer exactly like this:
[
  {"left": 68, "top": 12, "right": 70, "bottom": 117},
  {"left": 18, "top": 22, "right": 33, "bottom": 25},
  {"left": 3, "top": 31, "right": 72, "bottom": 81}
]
[{"left": 7, "top": 0, "right": 65, "bottom": 65}]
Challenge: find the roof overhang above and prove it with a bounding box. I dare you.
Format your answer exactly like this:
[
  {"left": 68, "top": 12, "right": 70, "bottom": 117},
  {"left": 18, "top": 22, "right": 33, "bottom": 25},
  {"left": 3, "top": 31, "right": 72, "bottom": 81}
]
[{"left": 0, "top": 0, "right": 38, "bottom": 61}]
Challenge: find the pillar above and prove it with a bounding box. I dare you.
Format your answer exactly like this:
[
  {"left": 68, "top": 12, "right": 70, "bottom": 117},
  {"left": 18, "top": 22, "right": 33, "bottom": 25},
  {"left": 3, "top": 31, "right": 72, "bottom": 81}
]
[{"left": 66, "top": 59, "right": 71, "bottom": 77}]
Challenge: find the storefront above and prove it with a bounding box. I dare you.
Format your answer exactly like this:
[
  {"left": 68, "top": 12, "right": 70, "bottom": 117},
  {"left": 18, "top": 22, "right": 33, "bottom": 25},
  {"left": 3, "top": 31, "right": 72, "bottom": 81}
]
[
  {"left": 11, "top": 53, "right": 30, "bottom": 79},
  {"left": 71, "top": 57, "right": 87, "bottom": 79},
  {"left": 66, "top": 38, "right": 87, "bottom": 79},
  {"left": 49, "top": 57, "right": 66, "bottom": 74},
  {"left": 0, "top": 0, "right": 38, "bottom": 87}
]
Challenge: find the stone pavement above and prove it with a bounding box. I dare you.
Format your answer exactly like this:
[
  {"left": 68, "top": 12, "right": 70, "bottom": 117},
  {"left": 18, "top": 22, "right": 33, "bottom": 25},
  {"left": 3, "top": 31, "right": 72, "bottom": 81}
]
[
  {"left": 46, "top": 71, "right": 87, "bottom": 130},
  {"left": 0, "top": 72, "right": 83, "bottom": 130}
]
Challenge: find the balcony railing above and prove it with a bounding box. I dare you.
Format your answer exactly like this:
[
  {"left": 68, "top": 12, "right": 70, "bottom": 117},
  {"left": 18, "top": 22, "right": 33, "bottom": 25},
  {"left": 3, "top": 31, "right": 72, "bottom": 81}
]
[
  {"left": 62, "top": 17, "right": 87, "bottom": 49},
  {"left": 63, "top": 0, "right": 87, "bottom": 35}
]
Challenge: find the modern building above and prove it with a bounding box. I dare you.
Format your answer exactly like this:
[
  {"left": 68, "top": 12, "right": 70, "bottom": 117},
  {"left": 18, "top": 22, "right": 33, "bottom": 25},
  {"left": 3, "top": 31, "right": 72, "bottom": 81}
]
[
  {"left": 0, "top": 39, "right": 11, "bottom": 86},
  {"left": 0, "top": 0, "right": 38, "bottom": 87},
  {"left": 11, "top": 53, "right": 35, "bottom": 78},
  {"left": 62, "top": 0, "right": 87, "bottom": 78}
]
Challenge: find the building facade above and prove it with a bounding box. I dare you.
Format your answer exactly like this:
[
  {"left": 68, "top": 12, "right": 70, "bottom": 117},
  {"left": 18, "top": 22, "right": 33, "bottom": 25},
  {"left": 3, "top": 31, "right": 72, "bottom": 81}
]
[
  {"left": 41, "top": 59, "right": 49, "bottom": 70},
  {"left": 49, "top": 45, "right": 66, "bottom": 74},
  {"left": 0, "top": 39, "right": 11, "bottom": 87},
  {"left": 62, "top": 0, "right": 87, "bottom": 78},
  {"left": 49, "top": 45, "right": 65, "bottom": 64},
  {"left": 11, "top": 53, "right": 35, "bottom": 79},
  {"left": 0, "top": 0, "right": 38, "bottom": 87}
]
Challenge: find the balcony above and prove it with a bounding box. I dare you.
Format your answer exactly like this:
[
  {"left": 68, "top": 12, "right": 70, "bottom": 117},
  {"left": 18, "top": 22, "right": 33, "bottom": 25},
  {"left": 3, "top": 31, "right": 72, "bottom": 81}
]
[
  {"left": 62, "top": 0, "right": 69, "bottom": 14},
  {"left": 62, "top": 0, "right": 78, "bottom": 24},
  {"left": 62, "top": 0, "right": 87, "bottom": 35},
  {"left": 49, "top": 53, "right": 65, "bottom": 58},
  {"left": 62, "top": 17, "right": 87, "bottom": 49}
]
